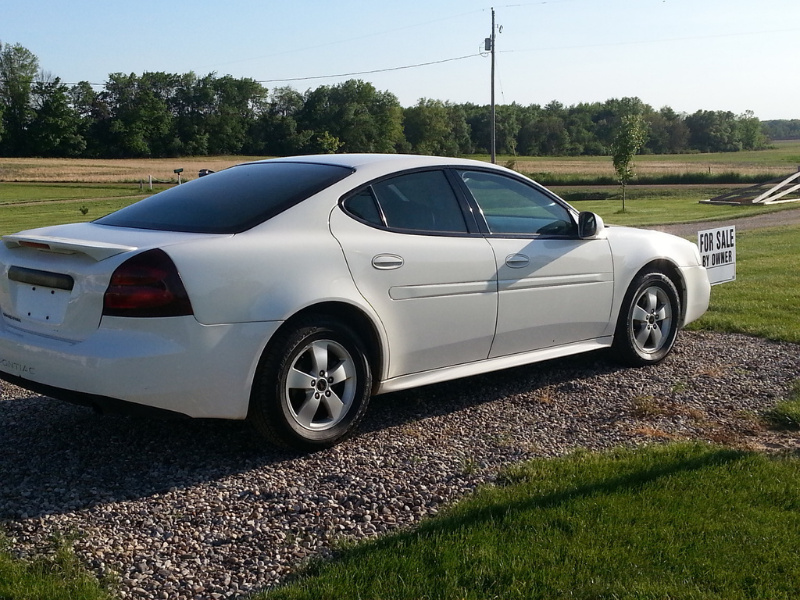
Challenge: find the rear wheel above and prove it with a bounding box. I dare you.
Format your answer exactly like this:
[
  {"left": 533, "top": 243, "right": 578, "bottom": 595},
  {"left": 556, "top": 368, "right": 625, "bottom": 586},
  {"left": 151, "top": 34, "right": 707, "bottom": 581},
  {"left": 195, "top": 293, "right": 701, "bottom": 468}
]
[
  {"left": 249, "top": 317, "right": 372, "bottom": 450},
  {"left": 612, "top": 270, "right": 681, "bottom": 366}
]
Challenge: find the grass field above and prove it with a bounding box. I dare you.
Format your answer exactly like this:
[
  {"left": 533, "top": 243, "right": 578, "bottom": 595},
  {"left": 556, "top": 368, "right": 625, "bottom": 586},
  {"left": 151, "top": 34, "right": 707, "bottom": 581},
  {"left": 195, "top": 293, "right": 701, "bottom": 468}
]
[
  {"left": 687, "top": 225, "right": 800, "bottom": 343},
  {"left": 260, "top": 443, "right": 800, "bottom": 600},
  {"left": 0, "top": 183, "right": 165, "bottom": 205},
  {"left": 494, "top": 139, "right": 800, "bottom": 182},
  {"left": 0, "top": 156, "right": 260, "bottom": 183},
  {"left": 560, "top": 186, "right": 800, "bottom": 227},
  {"left": 2, "top": 140, "right": 799, "bottom": 184}
]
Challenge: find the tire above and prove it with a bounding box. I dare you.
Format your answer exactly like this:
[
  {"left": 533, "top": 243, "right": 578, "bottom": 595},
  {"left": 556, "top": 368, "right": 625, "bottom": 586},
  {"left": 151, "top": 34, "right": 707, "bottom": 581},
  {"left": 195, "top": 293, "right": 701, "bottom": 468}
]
[
  {"left": 612, "top": 270, "right": 681, "bottom": 366},
  {"left": 249, "top": 316, "right": 372, "bottom": 450}
]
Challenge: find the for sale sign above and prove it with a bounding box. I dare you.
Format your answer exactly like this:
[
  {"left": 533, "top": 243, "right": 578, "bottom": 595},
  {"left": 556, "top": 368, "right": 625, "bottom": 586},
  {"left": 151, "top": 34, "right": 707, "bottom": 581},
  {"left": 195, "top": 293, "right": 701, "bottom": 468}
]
[{"left": 698, "top": 226, "right": 736, "bottom": 285}]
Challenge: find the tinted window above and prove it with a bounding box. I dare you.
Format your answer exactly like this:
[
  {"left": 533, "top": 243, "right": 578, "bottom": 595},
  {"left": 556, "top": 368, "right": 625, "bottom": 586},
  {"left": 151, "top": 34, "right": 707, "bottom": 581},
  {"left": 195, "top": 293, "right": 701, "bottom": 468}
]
[
  {"left": 96, "top": 162, "right": 353, "bottom": 233},
  {"left": 344, "top": 189, "right": 384, "bottom": 226},
  {"left": 459, "top": 170, "right": 576, "bottom": 236},
  {"left": 371, "top": 171, "right": 467, "bottom": 233}
]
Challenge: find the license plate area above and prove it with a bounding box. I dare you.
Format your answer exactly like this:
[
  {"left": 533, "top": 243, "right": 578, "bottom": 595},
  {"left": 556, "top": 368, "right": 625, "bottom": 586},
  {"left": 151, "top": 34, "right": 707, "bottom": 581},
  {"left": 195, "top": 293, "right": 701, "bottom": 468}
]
[
  {"left": 8, "top": 267, "right": 74, "bottom": 326},
  {"left": 14, "top": 284, "right": 72, "bottom": 324}
]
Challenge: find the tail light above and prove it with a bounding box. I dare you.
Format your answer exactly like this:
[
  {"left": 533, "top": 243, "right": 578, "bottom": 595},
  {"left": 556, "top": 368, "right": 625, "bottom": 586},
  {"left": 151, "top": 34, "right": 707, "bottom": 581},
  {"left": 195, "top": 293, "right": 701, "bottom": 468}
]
[{"left": 103, "top": 249, "right": 193, "bottom": 317}]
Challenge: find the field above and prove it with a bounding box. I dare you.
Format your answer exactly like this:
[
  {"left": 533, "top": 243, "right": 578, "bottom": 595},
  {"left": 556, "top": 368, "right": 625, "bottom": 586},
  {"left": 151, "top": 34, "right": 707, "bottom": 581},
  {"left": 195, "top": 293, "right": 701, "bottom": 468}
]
[
  {"left": 0, "top": 156, "right": 260, "bottom": 183},
  {"left": 2, "top": 143, "right": 800, "bottom": 236},
  {"left": 494, "top": 139, "right": 800, "bottom": 182},
  {"left": 2, "top": 140, "right": 799, "bottom": 185}
]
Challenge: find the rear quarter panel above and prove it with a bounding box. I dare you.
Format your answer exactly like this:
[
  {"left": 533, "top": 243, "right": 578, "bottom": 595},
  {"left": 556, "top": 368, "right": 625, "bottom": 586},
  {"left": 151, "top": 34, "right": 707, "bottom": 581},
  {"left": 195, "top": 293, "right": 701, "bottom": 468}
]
[{"left": 165, "top": 195, "right": 376, "bottom": 327}]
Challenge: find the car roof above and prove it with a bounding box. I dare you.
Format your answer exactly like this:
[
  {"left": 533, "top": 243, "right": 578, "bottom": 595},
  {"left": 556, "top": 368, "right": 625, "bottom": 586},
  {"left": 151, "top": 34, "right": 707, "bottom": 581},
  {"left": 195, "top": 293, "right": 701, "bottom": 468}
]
[{"left": 245, "top": 153, "right": 506, "bottom": 173}]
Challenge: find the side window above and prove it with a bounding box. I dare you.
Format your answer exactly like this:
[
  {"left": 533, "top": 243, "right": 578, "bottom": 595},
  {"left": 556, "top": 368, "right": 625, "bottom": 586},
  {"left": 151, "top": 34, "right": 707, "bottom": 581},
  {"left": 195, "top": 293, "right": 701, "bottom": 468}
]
[
  {"left": 459, "top": 170, "right": 576, "bottom": 236},
  {"left": 344, "top": 189, "right": 384, "bottom": 226},
  {"left": 371, "top": 171, "right": 468, "bottom": 233}
]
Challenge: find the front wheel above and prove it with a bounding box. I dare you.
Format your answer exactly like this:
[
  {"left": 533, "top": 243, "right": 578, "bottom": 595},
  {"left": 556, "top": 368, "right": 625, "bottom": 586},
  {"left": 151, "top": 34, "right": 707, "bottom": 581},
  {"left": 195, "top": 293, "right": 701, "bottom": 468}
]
[
  {"left": 612, "top": 271, "right": 681, "bottom": 366},
  {"left": 249, "top": 317, "right": 372, "bottom": 450}
]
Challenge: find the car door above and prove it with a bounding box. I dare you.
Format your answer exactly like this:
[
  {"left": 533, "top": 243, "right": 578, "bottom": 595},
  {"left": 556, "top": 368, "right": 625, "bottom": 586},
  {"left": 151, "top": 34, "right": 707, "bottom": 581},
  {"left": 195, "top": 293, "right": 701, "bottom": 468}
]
[
  {"left": 329, "top": 169, "right": 498, "bottom": 378},
  {"left": 457, "top": 170, "right": 614, "bottom": 358}
]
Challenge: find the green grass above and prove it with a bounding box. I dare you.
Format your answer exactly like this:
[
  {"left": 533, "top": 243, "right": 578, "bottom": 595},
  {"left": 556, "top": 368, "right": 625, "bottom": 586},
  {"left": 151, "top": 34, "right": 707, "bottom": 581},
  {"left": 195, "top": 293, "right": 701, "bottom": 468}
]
[
  {"left": 493, "top": 139, "right": 800, "bottom": 168},
  {"left": 563, "top": 188, "right": 800, "bottom": 227},
  {"left": 685, "top": 226, "right": 800, "bottom": 343},
  {"left": 0, "top": 183, "right": 166, "bottom": 205},
  {"left": 764, "top": 381, "right": 800, "bottom": 430},
  {"left": 0, "top": 183, "right": 171, "bottom": 234},
  {"left": 261, "top": 443, "right": 800, "bottom": 600},
  {"left": 0, "top": 198, "right": 146, "bottom": 234},
  {"left": 0, "top": 535, "right": 113, "bottom": 600},
  {"left": 534, "top": 171, "right": 776, "bottom": 186}
]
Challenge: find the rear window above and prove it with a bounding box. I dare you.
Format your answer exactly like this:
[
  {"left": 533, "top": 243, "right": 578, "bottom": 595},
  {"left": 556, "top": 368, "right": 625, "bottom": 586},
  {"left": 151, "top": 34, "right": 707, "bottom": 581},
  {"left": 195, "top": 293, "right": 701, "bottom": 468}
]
[{"left": 96, "top": 162, "right": 353, "bottom": 233}]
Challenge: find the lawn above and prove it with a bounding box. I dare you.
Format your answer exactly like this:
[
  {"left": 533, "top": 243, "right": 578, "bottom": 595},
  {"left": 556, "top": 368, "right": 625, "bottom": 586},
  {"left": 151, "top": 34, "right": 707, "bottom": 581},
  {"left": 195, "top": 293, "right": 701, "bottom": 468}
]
[
  {"left": 687, "top": 225, "right": 800, "bottom": 343},
  {"left": 500, "top": 139, "right": 800, "bottom": 183},
  {"left": 0, "top": 182, "right": 166, "bottom": 205},
  {"left": 0, "top": 182, "right": 171, "bottom": 235},
  {"left": 562, "top": 186, "right": 800, "bottom": 227},
  {"left": 260, "top": 443, "right": 800, "bottom": 600}
]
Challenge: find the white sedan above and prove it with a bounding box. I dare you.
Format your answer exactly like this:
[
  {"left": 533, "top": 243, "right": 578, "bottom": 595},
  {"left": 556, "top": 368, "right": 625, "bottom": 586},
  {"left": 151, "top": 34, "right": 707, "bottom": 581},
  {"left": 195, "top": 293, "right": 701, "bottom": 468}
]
[{"left": 0, "top": 155, "right": 710, "bottom": 449}]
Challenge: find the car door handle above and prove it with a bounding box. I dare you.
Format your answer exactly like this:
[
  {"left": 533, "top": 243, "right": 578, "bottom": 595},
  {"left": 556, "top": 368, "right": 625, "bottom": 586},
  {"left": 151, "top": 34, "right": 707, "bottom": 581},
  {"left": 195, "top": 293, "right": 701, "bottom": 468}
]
[
  {"left": 372, "top": 254, "right": 404, "bottom": 270},
  {"left": 505, "top": 254, "right": 530, "bottom": 268}
]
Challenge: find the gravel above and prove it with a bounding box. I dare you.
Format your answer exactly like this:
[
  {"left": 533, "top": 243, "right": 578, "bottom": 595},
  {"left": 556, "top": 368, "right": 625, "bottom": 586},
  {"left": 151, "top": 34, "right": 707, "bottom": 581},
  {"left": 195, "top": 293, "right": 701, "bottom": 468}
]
[{"left": 1, "top": 331, "right": 798, "bottom": 599}]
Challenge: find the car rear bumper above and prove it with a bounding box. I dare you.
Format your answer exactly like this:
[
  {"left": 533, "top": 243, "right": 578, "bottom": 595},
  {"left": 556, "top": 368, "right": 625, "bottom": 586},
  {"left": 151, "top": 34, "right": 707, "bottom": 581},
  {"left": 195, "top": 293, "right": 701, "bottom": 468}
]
[{"left": 0, "top": 316, "right": 281, "bottom": 419}]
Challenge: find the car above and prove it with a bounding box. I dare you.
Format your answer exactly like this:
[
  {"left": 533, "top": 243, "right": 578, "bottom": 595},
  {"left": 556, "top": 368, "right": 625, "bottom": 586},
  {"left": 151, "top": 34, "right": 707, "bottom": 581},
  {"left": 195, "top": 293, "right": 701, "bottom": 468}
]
[{"left": 0, "top": 154, "right": 710, "bottom": 449}]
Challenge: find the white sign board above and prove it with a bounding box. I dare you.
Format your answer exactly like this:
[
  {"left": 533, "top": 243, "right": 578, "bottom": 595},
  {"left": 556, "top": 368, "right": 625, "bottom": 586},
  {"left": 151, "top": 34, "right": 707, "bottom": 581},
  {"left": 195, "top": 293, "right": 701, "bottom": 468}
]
[{"left": 698, "top": 226, "right": 736, "bottom": 285}]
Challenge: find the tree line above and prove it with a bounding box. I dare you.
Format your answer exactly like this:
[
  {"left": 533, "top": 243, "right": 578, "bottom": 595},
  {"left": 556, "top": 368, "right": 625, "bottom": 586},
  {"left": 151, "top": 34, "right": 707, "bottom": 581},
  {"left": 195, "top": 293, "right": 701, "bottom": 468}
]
[{"left": 0, "top": 40, "right": 779, "bottom": 160}]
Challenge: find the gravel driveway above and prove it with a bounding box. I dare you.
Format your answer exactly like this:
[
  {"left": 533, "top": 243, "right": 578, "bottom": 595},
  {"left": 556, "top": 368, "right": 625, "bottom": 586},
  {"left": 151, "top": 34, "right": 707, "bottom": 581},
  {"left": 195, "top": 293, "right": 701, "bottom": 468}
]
[{"left": 1, "top": 330, "right": 798, "bottom": 599}]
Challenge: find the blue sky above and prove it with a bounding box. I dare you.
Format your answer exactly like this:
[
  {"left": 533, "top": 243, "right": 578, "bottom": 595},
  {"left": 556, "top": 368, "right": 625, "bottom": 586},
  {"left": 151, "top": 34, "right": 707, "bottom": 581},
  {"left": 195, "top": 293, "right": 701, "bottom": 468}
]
[{"left": 4, "top": 0, "right": 799, "bottom": 119}]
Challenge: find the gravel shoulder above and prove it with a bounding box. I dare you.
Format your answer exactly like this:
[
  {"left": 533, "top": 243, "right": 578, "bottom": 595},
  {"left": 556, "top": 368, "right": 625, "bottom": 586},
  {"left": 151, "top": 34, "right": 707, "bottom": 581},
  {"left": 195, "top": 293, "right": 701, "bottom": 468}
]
[{"left": 1, "top": 331, "right": 799, "bottom": 599}]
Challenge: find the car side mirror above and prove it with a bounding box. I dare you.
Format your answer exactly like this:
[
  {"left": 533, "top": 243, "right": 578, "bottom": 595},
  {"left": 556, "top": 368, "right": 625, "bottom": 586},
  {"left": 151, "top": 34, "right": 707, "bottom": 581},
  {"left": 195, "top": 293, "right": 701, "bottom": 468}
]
[{"left": 578, "top": 211, "right": 604, "bottom": 239}]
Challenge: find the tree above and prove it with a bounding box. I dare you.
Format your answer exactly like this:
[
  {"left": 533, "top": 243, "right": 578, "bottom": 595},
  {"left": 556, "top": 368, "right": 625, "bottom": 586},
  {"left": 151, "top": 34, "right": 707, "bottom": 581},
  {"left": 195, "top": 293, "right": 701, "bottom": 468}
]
[
  {"left": 28, "top": 77, "right": 85, "bottom": 156},
  {"left": 205, "top": 75, "right": 268, "bottom": 154},
  {"left": 612, "top": 114, "right": 648, "bottom": 212},
  {"left": 298, "top": 80, "right": 404, "bottom": 153},
  {"left": 0, "top": 41, "right": 39, "bottom": 155},
  {"left": 404, "top": 98, "right": 468, "bottom": 155},
  {"left": 737, "top": 110, "right": 767, "bottom": 150},
  {"left": 685, "top": 110, "right": 741, "bottom": 153},
  {"left": 645, "top": 106, "right": 689, "bottom": 154}
]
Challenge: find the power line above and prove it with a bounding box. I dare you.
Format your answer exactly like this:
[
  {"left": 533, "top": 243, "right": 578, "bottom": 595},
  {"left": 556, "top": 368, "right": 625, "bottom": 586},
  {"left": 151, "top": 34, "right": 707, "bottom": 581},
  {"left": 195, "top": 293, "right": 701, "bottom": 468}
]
[
  {"left": 252, "top": 53, "right": 482, "bottom": 84},
  {"left": 55, "top": 53, "right": 484, "bottom": 88},
  {"left": 53, "top": 24, "right": 800, "bottom": 90}
]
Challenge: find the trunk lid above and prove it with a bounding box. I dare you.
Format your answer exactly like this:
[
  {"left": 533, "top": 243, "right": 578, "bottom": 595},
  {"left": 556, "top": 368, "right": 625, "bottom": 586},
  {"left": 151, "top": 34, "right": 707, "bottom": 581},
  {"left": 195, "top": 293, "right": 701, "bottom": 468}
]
[{"left": 0, "top": 223, "right": 214, "bottom": 340}]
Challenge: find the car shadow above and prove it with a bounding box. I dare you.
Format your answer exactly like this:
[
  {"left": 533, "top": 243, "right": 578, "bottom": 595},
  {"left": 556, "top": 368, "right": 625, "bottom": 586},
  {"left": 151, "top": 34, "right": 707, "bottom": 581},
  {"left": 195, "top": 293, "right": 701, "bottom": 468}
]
[
  {"left": 0, "top": 350, "right": 622, "bottom": 521},
  {"left": 360, "top": 349, "right": 622, "bottom": 434}
]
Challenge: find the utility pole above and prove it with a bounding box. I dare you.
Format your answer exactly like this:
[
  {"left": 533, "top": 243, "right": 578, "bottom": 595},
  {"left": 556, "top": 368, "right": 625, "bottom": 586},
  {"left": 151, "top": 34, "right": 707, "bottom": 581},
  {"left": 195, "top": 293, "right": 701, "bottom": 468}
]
[{"left": 489, "top": 7, "right": 496, "bottom": 164}]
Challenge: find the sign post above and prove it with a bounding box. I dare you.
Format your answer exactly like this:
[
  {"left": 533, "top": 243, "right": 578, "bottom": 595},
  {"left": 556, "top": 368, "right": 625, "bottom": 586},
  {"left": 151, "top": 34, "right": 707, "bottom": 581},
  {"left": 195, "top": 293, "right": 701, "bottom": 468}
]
[{"left": 698, "top": 226, "right": 736, "bottom": 285}]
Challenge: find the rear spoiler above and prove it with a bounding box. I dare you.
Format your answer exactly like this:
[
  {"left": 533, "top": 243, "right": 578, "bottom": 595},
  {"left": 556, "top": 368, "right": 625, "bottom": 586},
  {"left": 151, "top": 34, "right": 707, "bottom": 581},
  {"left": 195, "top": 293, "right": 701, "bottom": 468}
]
[{"left": 3, "top": 234, "right": 137, "bottom": 262}]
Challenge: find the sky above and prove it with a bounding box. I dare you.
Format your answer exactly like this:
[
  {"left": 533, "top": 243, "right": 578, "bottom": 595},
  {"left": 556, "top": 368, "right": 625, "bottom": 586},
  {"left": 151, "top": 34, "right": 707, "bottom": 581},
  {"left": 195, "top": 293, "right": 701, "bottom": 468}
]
[{"left": 3, "top": 0, "right": 799, "bottom": 120}]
